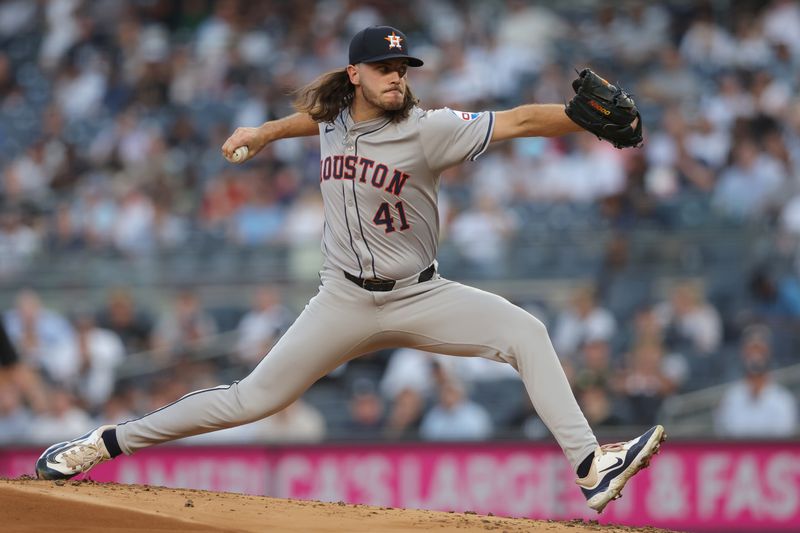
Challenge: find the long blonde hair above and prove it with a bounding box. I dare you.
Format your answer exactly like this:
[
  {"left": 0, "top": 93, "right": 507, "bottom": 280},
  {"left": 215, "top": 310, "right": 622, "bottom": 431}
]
[{"left": 292, "top": 68, "right": 418, "bottom": 123}]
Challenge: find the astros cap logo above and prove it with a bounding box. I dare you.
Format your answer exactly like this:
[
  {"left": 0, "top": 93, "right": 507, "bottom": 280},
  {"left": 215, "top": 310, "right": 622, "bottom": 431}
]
[
  {"left": 384, "top": 32, "right": 403, "bottom": 49},
  {"left": 348, "top": 26, "right": 423, "bottom": 67}
]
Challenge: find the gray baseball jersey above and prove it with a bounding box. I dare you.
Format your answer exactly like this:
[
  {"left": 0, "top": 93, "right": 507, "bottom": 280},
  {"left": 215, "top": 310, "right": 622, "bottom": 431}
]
[
  {"left": 319, "top": 106, "right": 494, "bottom": 280},
  {"left": 114, "top": 105, "right": 597, "bottom": 473}
]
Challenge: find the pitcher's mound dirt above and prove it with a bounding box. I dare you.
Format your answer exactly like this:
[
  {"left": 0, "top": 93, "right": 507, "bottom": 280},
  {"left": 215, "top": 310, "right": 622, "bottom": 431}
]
[{"left": 0, "top": 478, "right": 678, "bottom": 533}]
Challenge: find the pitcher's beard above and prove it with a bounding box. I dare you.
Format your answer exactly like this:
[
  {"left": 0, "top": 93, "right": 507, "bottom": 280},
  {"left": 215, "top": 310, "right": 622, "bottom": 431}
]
[{"left": 363, "top": 85, "right": 404, "bottom": 111}]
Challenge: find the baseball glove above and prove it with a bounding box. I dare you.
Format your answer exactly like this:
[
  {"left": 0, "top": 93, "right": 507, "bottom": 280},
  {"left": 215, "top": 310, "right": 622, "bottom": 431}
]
[{"left": 565, "top": 68, "right": 643, "bottom": 149}]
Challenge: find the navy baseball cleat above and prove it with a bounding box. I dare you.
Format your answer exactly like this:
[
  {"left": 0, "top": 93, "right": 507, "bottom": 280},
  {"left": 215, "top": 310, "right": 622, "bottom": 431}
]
[
  {"left": 576, "top": 424, "right": 666, "bottom": 513},
  {"left": 35, "top": 425, "right": 116, "bottom": 480}
]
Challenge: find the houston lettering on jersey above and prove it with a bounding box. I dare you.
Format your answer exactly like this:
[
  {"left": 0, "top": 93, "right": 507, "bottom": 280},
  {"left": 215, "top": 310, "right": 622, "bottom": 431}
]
[{"left": 319, "top": 155, "right": 410, "bottom": 196}]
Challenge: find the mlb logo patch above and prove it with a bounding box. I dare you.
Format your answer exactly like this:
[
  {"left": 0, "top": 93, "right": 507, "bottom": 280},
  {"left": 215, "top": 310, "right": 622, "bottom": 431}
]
[{"left": 449, "top": 109, "right": 482, "bottom": 121}]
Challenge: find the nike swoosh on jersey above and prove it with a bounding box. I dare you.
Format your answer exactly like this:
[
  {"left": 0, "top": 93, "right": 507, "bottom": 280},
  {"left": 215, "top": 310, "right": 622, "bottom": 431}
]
[
  {"left": 597, "top": 457, "right": 624, "bottom": 474},
  {"left": 325, "top": 125, "right": 335, "bottom": 133}
]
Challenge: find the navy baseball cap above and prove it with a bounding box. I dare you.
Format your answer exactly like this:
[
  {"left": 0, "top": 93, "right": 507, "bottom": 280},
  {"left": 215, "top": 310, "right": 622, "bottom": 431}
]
[{"left": 348, "top": 26, "right": 424, "bottom": 67}]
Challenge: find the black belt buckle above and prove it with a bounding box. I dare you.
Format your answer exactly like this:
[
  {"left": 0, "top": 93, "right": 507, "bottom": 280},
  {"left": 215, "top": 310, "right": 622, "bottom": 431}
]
[
  {"left": 344, "top": 264, "right": 435, "bottom": 292},
  {"left": 343, "top": 271, "right": 395, "bottom": 291},
  {"left": 363, "top": 279, "right": 396, "bottom": 291}
]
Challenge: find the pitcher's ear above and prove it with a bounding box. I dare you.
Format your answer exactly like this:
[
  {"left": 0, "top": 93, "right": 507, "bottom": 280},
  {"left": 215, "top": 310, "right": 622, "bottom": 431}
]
[{"left": 347, "top": 64, "right": 360, "bottom": 85}]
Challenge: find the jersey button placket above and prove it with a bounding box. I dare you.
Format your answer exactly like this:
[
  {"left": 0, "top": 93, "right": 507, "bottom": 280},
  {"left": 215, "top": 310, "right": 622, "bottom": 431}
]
[{"left": 344, "top": 179, "right": 369, "bottom": 270}]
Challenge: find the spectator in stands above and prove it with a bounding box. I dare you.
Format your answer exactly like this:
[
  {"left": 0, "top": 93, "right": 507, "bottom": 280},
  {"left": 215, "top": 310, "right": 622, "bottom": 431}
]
[
  {"left": 379, "top": 347, "right": 437, "bottom": 401},
  {"left": 553, "top": 285, "right": 617, "bottom": 361},
  {"left": 746, "top": 267, "right": 800, "bottom": 321},
  {"left": 74, "top": 183, "right": 118, "bottom": 249},
  {"left": 0, "top": 210, "right": 40, "bottom": 279},
  {"left": 449, "top": 195, "right": 519, "bottom": 278},
  {"left": 508, "top": 392, "right": 549, "bottom": 440},
  {"left": 255, "top": 398, "right": 326, "bottom": 443},
  {"left": 552, "top": 133, "right": 626, "bottom": 203},
  {"left": 715, "top": 326, "right": 798, "bottom": 437},
  {"left": 434, "top": 40, "right": 490, "bottom": 107},
  {"left": 48, "top": 203, "right": 85, "bottom": 253},
  {"left": 96, "top": 287, "right": 154, "bottom": 354},
  {"left": 617, "top": 339, "right": 685, "bottom": 426},
  {"left": 380, "top": 346, "right": 519, "bottom": 404},
  {"left": 383, "top": 387, "right": 425, "bottom": 440},
  {"left": 72, "top": 311, "right": 126, "bottom": 411},
  {"left": 762, "top": 0, "right": 800, "bottom": 60},
  {"left": 0, "top": 311, "right": 47, "bottom": 414},
  {"left": 284, "top": 188, "right": 325, "bottom": 280},
  {"left": 471, "top": 137, "right": 532, "bottom": 205},
  {"left": 152, "top": 199, "right": 189, "bottom": 251},
  {"left": 200, "top": 172, "right": 249, "bottom": 238},
  {"left": 712, "top": 137, "right": 785, "bottom": 220},
  {"left": 655, "top": 281, "right": 722, "bottom": 356},
  {"left": 112, "top": 184, "right": 156, "bottom": 256},
  {"left": 703, "top": 73, "right": 756, "bottom": 131},
  {"left": 235, "top": 286, "right": 292, "bottom": 366},
  {"left": 643, "top": 105, "right": 716, "bottom": 196},
  {"left": 3, "top": 141, "right": 53, "bottom": 204},
  {"left": 570, "top": 339, "right": 615, "bottom": 393},
  {"left": 637, "top": 46, "right": 702, "bottom": 106},
  {"left": 4, "top": 289, "right": 79, "bottom": 386},
  {"left": 27, "top": 387, "right": 93, "bottom": 445},
  {"left": 94, "top": 389, "right": 138, "bottom": 428},
  {"left": 678, "top": 5, "right": 736, "bottom": 70},
  {"left": 151, "top": 289, "right": 217, "bottom": 356},
  {"left": 629, "top": 303, "right": 666, "bottom": 347},
  {"left": 0, "top": 50, "right": 20, "bottom": 104},
  {"left": 230, "top": 175, "right": 285, "bottom": 246},
  {"left": 420, "top": 376, "right": 493, "bottom": 441},
  {"left": 568, "top": 339, "right": 628, "bottom": 427},
  {"left": 496, "top": 0, "right": 567, "bottom": 67},
  {"left": 444, "top": 354, "right": 522, "bottom": 385},
  {"left": 142, "top": 374, "right": 192, "bottom": 416},
  {"left": 53, "top": 57, "right": 107, "bottom": 121},
  {"left": 751, "top": 70, "right": 793, "bottom": 119},
  {"left": 731, "top": 12, "right": 773, "bottom": 70},
  {"left": 595, "top": 233, "right": 653, "bottom": 321},
  {"left": 344, "top": 378, "right": 385, "bottom": 440},
  {"left": 577, "top": 384, "right": 625, "bottom": 428},
  {"left": 150, "top": 288, "right": 217, "bottom": 363},
  {"left": 0, "top": 384, "right": 31, "bottom": 445}
]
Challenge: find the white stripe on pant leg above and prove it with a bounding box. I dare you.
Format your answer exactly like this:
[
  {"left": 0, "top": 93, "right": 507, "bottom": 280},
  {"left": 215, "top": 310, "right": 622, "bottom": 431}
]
[
  {"left": 118, "top": 383, "right": 235, "bottom": 427},
  {"left": 115, "top": 381, "right": 254, "bottom": 454}
]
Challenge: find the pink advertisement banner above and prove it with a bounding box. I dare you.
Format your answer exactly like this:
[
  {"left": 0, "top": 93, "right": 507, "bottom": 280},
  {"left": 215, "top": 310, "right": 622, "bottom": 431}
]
[{"left": 2, "top": 441, "right": 799, "bottom": 532}]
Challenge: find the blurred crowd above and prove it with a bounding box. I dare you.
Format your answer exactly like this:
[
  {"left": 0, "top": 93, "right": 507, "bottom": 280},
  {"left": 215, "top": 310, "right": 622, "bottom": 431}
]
[{"left": 1, "top": 0, "right": 800, "bottom": 444}]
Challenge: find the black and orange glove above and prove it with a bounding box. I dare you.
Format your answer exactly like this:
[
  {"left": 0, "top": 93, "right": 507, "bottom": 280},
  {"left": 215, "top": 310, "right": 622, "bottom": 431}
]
[{"left": 565, "top": 68, "right": 643, "bottom": 149}]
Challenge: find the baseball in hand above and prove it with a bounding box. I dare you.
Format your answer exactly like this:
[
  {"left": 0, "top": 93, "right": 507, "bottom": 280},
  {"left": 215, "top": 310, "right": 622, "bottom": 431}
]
[{"left": 230, "top": 146, "right": 249, "bottom": 163}]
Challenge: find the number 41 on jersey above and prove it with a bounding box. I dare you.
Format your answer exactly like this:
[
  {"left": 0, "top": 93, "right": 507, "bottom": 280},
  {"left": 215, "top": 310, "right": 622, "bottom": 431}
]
[{"left": 373, "top": 201, "right": 410, "bottom": 233}]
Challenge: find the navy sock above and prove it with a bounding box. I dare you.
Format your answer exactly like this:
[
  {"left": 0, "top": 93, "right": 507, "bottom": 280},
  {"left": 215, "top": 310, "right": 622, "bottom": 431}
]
[
  {"left": 577, "top": 451, "right": 595, "bottom": 478},
  {"left": 101, "top": 428, "right": 123, "bottom": 458}
]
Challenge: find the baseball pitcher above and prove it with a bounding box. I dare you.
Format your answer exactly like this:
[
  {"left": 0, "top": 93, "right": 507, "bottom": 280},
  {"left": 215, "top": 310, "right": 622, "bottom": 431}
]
[{"left": 36, "top": 26, "right": 660, "bottom": 514}]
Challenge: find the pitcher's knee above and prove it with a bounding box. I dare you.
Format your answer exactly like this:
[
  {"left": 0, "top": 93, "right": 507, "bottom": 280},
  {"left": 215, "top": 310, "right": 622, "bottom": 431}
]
[
  {"left": 504, "top": 314, "right": 556, "bottom": 362},
  {"left": 526, "top": 315, "right": 549, "bottom": 339},
  {"left": 509, "top": 313, "right": 549, "bottom": 344}
]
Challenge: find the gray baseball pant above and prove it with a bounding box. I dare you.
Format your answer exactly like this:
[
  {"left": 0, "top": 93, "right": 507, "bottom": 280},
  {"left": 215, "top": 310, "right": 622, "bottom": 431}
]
[{"left": 116, "top": 269, "right": 598, "bottom": 470}]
